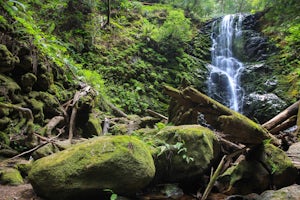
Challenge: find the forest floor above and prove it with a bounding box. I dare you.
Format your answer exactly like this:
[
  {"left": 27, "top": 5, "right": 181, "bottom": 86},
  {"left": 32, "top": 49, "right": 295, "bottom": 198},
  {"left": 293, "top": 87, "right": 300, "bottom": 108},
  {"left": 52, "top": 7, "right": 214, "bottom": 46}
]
[{"left": 0, "top": 184, "right": 42, "bottom": 200}]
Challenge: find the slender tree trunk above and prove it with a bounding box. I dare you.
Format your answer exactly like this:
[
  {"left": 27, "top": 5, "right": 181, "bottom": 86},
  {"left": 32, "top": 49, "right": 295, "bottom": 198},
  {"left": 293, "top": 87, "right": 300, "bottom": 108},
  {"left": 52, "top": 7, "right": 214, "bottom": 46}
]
[
  {"left": 237, "top": 0, "right": 245, "bottom": 12},
  {"left": 107, "top": 0, "right": 111, "bottom": 26}
]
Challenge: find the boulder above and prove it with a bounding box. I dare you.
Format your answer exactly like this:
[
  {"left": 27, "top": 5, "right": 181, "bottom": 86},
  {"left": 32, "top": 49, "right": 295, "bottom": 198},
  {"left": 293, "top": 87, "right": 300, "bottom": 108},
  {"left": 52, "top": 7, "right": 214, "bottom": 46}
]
[
  {"left": 0, "top": 167, "right": 24, "bottom": 185},
  {"left": 151, "top": 125, "right": 220, "bottom": 182},
  {"left": 287, "top": 142, "right": 300, "bottom": 169},
  {"left": 216, "top": 143, "right": 298, "bottom": 195},
  {"left": 29, "top": 135, "right": 155, "bottom": 200},
  {"left": 256, "top": 143, "right": 298, "bottom": 188},
  {"left": 217, "top": 157, "right": 270, "bottom": 195},
  {"left": 243, "top": 92, "right": 286, "bottom": 123},
  {"left": 259, "top": 184, "right": 300, "bottom": 200}
]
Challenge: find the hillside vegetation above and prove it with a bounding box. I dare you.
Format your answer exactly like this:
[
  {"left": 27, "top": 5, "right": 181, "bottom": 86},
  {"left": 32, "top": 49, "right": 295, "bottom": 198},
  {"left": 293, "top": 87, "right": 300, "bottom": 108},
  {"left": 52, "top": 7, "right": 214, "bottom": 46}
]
[{"left": 2, "top": 0, "right": 299, "bottom": 115}]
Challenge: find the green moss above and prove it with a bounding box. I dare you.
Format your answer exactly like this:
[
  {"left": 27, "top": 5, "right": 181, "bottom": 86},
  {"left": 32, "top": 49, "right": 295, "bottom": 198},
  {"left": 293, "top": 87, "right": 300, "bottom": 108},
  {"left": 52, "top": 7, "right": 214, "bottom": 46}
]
[
  {"left": 0, "top": 117, "right": 10, "bottom": 130},
  {"left": 49, "top": 83, "right": 72, "bottom": 102},
  {"left": 151, "top": 125, "right": 220, "bottom": 182},
  {"left": 0, "top": 168, "right": 24, "bottom": 185},
  {"left": 29, "top": 136, "right": 155, "bottom": 199},
  {"left": 20, "top": 73, "right": 37, "bottom": 92},
  {"left": 81, "top": 113, "right": 102, "bottom": 138},
  {"left": 0, "top": 44, "right": 19, "bottom": 72},
  {"left": 0, "top": 131, "right": 9, "bottom": 145},
  {"left": 27, "top": 98, "right": 44, "bottom": 123},
  {"left": 0, "top": 74, "right": 21, "bottom": 97},
  {"left": 17, "top": 162, "right": 33, "bottom": 177},
  {"left": 263, "top": 143, "right": 292, "bottom": 174},
  {"left": 29, "top": 91, "right": 61, "bottom": 117},
  {"left": 217, "top": 159, "right": 269, "bottom": 194}
]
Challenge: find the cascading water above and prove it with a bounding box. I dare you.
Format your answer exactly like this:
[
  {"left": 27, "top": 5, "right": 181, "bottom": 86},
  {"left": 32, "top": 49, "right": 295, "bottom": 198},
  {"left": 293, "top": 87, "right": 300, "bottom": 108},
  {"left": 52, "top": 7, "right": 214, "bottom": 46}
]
[{"left": 207, "top": 14, "right": 244, "bottom": 112}]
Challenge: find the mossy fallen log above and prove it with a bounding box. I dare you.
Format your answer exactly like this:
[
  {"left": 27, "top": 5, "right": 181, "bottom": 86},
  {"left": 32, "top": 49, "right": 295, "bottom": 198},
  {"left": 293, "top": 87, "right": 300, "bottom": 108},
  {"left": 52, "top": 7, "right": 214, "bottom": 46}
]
[{"left": 164, "top": 85, "right": 279, "bottom": 145}]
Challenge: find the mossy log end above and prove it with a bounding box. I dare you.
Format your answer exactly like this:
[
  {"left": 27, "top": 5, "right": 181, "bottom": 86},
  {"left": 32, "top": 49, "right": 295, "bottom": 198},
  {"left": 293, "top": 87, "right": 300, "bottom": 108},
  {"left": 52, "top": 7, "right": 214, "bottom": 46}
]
[{"left": 164, "top": 85, "right": 279, "bottom": 145}]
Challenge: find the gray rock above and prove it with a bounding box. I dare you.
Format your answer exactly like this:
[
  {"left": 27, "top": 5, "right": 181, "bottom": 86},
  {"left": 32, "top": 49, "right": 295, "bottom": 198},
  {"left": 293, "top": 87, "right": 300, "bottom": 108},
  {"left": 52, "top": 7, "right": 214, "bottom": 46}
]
[
  {"left": 243, "top": 92, "right": 286, "bottom": 123},
  {"left": 259, "top": 184, "right": 300, "bottom": 200}
]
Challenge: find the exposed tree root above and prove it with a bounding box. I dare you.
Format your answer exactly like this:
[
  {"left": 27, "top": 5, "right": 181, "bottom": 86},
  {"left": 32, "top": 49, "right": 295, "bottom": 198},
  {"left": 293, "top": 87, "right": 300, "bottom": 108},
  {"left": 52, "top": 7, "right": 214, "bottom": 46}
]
[{"left": 0, "top": 102, "right": 33, "bottom": 123}]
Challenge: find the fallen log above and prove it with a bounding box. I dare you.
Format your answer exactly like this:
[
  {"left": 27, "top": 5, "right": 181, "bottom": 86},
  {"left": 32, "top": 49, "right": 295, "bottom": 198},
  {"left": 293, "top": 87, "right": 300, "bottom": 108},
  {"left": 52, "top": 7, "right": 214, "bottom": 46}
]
[
  {"left": 164, "top": 85, "right": 280, "bottom": 145},
  {"left": 269, "top": 115, "right": 297, "bottom": 135},
  {"left": 262, "top": 100, "right": 299, "bottom": 130}
]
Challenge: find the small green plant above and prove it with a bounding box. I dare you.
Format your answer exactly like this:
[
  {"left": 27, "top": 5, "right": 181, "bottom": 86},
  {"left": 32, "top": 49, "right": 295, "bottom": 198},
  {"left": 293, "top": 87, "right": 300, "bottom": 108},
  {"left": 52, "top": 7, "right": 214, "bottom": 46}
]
[
  {"left": 157, "top": 141, "right": 194, "bottom": 164},
  {"left": 155, "top": 122, "right": 166, "bottom": 130},
  {"left": 103, "top": 189, "right": 118, "bottom": 200}
]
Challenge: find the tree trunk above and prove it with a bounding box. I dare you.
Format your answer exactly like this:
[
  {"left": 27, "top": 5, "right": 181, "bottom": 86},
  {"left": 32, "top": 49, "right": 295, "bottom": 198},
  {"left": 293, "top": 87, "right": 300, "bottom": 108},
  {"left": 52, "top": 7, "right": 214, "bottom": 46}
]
[
  {"left": 164, "top": 86, "right": 280, "bottom": 145},
  {"left": 107, "top": 0, "right": 111, "bottom": 26}
]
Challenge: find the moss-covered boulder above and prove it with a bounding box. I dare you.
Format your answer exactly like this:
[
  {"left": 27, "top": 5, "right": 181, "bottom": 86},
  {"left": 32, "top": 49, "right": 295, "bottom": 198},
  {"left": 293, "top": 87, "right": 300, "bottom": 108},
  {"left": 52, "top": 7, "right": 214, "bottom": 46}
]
[
  {"left": 28, "top": 135, "right": 155, "bottom": 200},
  {"left": 216, "top": 143, "right": 298, "bottom": 195},
  {"left": 256, "top": 143, "right": 298, "bottom": 188},
  {"left": 0, "top": 167, "right": 24, "bottom": 185},
  {"left": 216, "top": 157, "right": 269, "bottom": 195},
  {"left": 151, "top": 125, "right": 220, "bottom": 182},
  {"left": 0, "top": 44, "right": 19, "bottom": 73}
]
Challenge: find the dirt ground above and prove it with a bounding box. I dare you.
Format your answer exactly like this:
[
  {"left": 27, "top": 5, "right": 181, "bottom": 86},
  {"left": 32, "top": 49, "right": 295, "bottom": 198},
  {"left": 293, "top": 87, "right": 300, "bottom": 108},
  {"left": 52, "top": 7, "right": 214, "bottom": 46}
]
[{"left": 0, "top": 184, "right": 43, "bottom": 200}]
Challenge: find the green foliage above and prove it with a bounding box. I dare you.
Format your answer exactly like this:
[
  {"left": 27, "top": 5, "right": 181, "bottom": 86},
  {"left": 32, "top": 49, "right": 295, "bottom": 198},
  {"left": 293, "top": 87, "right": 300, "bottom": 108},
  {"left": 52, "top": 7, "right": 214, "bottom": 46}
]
[
  {"left": 3, "top": 1, "right": 79, "bottom": 72},
  {"left": 155, "top": 122, "right": 166, "bottom": 130},
  {"left": 103, "top": 189, "right": 118, "bottom": 200},
  {"left": 157, "top": 141, "right": 194, "bottom": 164},
  {"left": 78, "top": 69, "right": 107, "bottom": 97},
  {"left": 151, "top": 9, "right": 192, "bottom": 43},
  {"left": 260, "top": 0, "right": 300, "bottom": 101}
]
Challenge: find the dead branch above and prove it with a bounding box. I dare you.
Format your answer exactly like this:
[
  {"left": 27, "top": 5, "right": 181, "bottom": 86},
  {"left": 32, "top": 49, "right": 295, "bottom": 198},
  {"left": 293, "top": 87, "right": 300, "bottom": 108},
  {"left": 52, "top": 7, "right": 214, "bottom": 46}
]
[
  {"left": 146, "top": 109, "right": 168, "bottom": 121},
  {"left": 68, "top": 85, "right": 92, "bottom": 141},
  {"left": 69, "top": 105, "right": 77, "bottom": 141},
  {"left": 201, "top": 148, "right": 248, "bottom": 200},
  {"left": 269, "top": 115, "right": 297, "bottom": 135},
  {"left": 262, "top": 100, "right": 299, "bottom": 130},
  {"left": 107, "top": 101, "right": 128, "bottom": 118},
  {"left": 201, "top": 155, "right": 226, "bottom": 200},
  {"left": 42, "top": 116, "right": 65, "bottom": 136},
  {"left": 2, "top": 132, "right": 63, "bottom": 163},
  {"left": 102, "top": 117, "right": 110, "bottom": 135}
]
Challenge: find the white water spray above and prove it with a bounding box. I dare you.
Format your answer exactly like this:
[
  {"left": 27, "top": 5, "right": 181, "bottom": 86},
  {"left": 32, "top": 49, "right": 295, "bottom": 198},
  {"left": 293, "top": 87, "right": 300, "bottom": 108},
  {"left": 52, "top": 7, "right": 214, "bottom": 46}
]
[{"left": 207, "top": 14, "right": 245, "bottom": 112}]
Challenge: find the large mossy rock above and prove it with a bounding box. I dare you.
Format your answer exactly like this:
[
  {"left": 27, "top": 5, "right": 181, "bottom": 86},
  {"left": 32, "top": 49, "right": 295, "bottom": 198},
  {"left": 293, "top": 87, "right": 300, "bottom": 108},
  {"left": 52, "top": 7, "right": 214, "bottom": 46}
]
[
  {"left": 216, "top": 143, "right": 298, "bottom": 195},
  {"left": 0, "top": 167, "right": 24, "bottom": 185},
  {"left": 152, "top": 125, "right": 220, "bottom": 182},
  {"left": 28, "top": 136, "right": 155, "bottom": 200}
]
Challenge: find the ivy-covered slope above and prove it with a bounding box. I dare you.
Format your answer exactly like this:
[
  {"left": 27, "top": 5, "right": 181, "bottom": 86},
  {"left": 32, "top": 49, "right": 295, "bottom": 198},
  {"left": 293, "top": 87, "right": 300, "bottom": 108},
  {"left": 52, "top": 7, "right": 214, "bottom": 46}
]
[
  {"left": 260, "top": 1, "right": 300, "bottom": 103},
  {"left": 25, "top": 0, "right": 210, "bottom": 115}
]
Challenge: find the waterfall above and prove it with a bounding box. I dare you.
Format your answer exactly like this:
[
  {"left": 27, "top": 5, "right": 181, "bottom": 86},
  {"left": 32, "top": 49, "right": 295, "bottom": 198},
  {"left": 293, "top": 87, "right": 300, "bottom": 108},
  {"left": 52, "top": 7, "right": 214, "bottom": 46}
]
[{"left": 207, "top": 14, "right": 245, "bottom": 112}]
